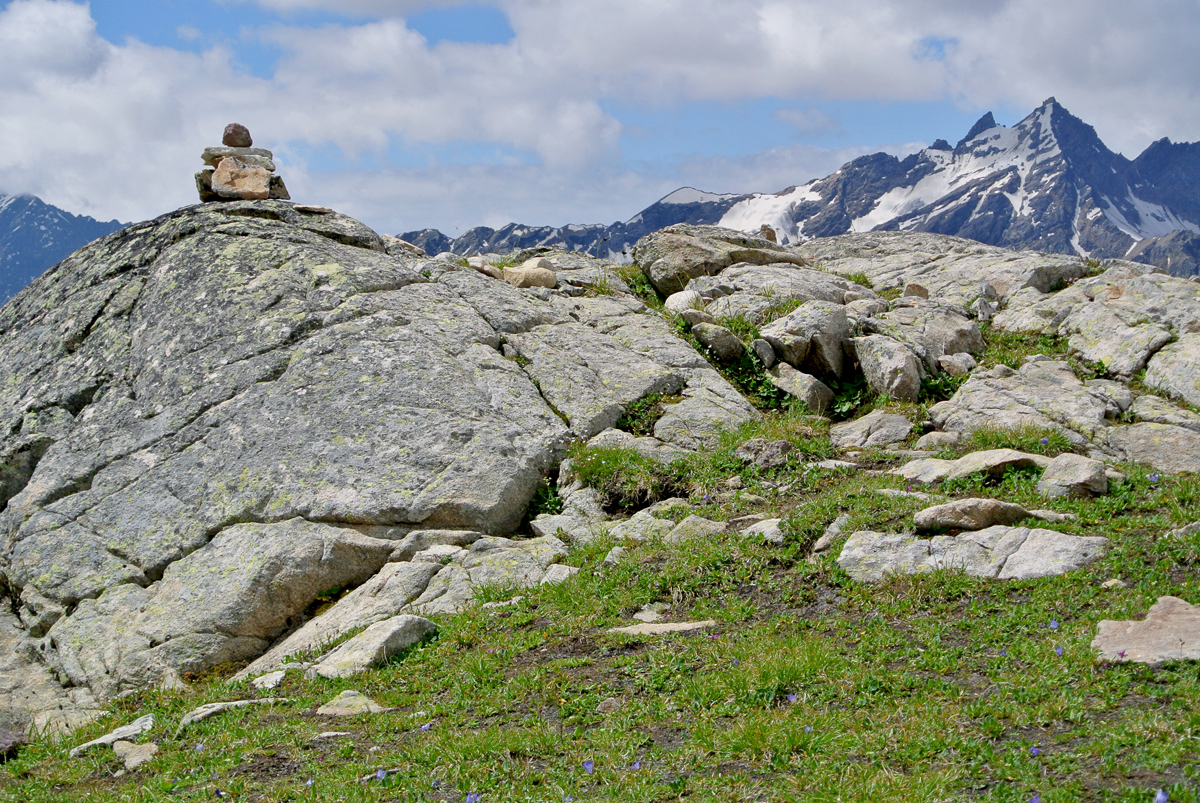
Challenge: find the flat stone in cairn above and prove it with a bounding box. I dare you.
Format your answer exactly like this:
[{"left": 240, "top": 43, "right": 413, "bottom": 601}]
[{"left": 197, "top": 124, "right": 290, "bottom": 202}]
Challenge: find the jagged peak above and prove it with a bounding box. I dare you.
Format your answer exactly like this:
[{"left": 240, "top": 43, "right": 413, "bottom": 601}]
[{"left": 957, "top": 112, "right": 998, "bottom": 147}]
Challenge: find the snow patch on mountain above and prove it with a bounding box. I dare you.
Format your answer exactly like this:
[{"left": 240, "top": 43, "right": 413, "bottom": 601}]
[{"left": 717, "top": 185, "right": 822, "bottom": 243}]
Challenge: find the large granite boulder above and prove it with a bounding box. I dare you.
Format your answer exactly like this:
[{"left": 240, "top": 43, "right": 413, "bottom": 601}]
[
  {"left": 0, "top": 202, "right": 759, "bottom": 725},
  {"left": 631, "top": 224, "right": 808, "bottom": 295}
]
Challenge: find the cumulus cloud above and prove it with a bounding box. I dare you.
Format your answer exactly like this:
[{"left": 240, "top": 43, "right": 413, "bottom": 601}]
[{"left": 1, "top": 0, "right": 1198, "bottom": 231}]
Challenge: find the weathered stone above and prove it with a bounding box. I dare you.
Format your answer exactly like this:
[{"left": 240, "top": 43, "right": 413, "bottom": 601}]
[
  {"left": 1036, "top": 453, "right": 1108, "bottom": 498},
  {"left": 1130, "top": 394, "right": 1200, "bottom": 434},
  {"left": 853, "top": 335, "right": 922, "bottom": 402},
  {"left": 1092, "top": 596, "right": 1200, "bottom": 666},
  {"left": 178, "top": 699, "right": 282, "bottom": 730},
  {"left": 633, "top": 602, "right": 670, "bottom": 623},
  {"left": 740, "top": 518, "right": 785, "bottom": 545},
  {"left": 929, "top": 361, "right": 1113, "bottom": 444},
  {"left": 665, "top": 515, "right": 726, "bottom": 544},
  {"left": 211, "top": 156, "right": 273, "bottom": 200},
  {"left": 915, "top": 431, "right": 960, "bottom": 450},
  {"left": 310, "top": 615, "right": 437, "bottom": 679},
  {"left": 585, "top": 428, "right": 692, "bottom": 465},
  {"left": 0, "top": 729, "right": 26, "bottom": 760},
  {"left": 750, "top": 338, "right": 776, "bottom": 367},
  {"left": 811, "top": 514, "right": 852, "bottom": 555},
  {"left": 112, "top": 740, "right": 158, "bottom": 771},
  {"left": 863, "top": 300, "right": 982, "bottom": 373},
  {"left": 665, "top": 290, "right": 704, "bottom": 314},
  {"left": 0, "top": 612, "right": 101, "bottom": 737},
  {"left": 733, "top": 438, "right": 794, "bottom": 470},
  {"left": 316, "top": 690, "right": 390, "bottom": 717},
  {"left": 539, "top": 564, "right": 580, "bottom": 586},
  {"left": 902, "top": 282, "right": 929, "bottom": 299},
  {"left": 692, "top": 323, "right": 745, "bottom": 363},
  {"left": 830, "top": 410, "right": 913, "bottom": 450},
  {"left": 48, "top": 519, "right": 395, "bottom": 700},
  {"left": 939, "top": 353, "right": 977, "bottom": 377},
  {"left": 607, "top": 620, "right": 716, "bottom": 636},
  {"left": 603, "top": 547, "right": 627, "bottom": 565},
  {"left": 222, "top": 123, "right": 253, "bottom": 148},
  {"left": 1108, "top": 423, "right": 1200, "bottom": 475},
  {"left": 759, "top": 301, "right": 849, "bottom": 377},
  {"left": 838, "top": 526, "right": 1107, "bottom": 582},
  {"left": 1169, "top": 521, "right": 1200, "bottom": 539},
  {"left": 680, "top": 307, "right": 716, "bottom": 326},
  {"left": 609, "top": 511, "right": 673, "bottom": 542},
  {"left": 1143, "top": 334, "right": 1200, "bottom": 408},
  {"left": 892, "top": 449, "right": 1051, "bottom": 483},
  {"left": 652, "top": 370, "right": 760, "bottom": 449},
  {"left": 268, "top": 174, "right": 290, "bottom": 201},
  {"left": 201, "top": 146, "right": 275, "bottom": 167},
  {"left": 1085, "top": 379, "right": 1134, "bottom": 416},
  {"left": 913, "top": 498, "right": 1031, "bottom": 532},
  {"left": 1059, "top": 302, "right": 1173, "bottom": 377},
  {"left": 70, "top": 714, "right": 154, "bottom": 758},
  {"left": 195, "top": 169, "right": 218, "bottom": 202},
  {"left": 696, "top": 265, "right": 865, "bottom": 324},
  {"left": 632, "top": 224, "right": 808, "bottom": 295},
  {"left": 505, "top": 259, "right": 557, "bottom": 289},
  {"left": 251, "top": 671, "right": 285, "bottom": 690},
  {"left": 767, "top": 363, "right": 834, "bottom": 413}
]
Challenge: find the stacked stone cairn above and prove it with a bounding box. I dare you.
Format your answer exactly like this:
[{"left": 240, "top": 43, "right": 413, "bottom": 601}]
[{"left": 195, "top": 123, "right": 290, "bottom": 203}]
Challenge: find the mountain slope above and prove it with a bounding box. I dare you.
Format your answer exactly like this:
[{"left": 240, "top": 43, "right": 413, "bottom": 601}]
[
  {"left": 0, "top": 195, "right": 125, "bottom": 305},
  {"left": 409, "top": 99, "right": 1200, "bottom": 276}
]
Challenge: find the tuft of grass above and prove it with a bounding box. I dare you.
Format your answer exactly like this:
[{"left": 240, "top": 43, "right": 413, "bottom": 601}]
[
  {"left": 962, "top": 423, "right": 1078, "bottom": 456},
  {"left": 617, "top": 264, "right": 663, "bottom": 309},
  {"left": 567, "top": 443, "right": 679, "bottom": 510},
  {"left": 616, "top": 393, "right": 677, "bottom": 437},
  {"left": 920, "top": 370, "right": 968, "bottom": 403},
  {"left": 847, "top": 271, "right": 873, "bottom": 288}
]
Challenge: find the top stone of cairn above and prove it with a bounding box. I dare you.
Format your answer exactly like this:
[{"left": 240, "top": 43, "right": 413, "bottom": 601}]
[{"left": 223, "top": 123, "right": 253, "bottom": 148}]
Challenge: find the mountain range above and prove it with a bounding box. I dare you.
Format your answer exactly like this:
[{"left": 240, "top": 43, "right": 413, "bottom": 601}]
[
  {"left": 402, "top": 98, "right": 1200, "bottom": 277},
  {"left": 0, "top": 195, "right": 124, "bottom": 304}
]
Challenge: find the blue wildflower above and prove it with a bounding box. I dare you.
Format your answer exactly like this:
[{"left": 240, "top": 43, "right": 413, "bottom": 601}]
[
  {"left": 1056, "top": 645, "right": 1064, "bottom": 657},
  {"left": 732, "top": 659, "right": 740, "bottom": 667},
  {"left": 804, "top": 725, "right": 813, "bottom": 733},
  {"left": 631, "top": 761, "right": 641, "bottom": 770},
  {"left": 465, "top": 793, "right": 482, "bottom": 803},
  {"left": 1000, "top": 649, "right": 1007, "bottom": 657},
  {"left": 583, "top": 760, "right": 595, "bottom": 774},
  {"left": 1150, "top": 474, "right": 1161, "bottom": 483},
  {"left": 375, "top": 769, "right": 387, "bottom": 781},
  {"left": 1030, "top": 795, "right": 1041, "bottom": 803},
  {"left": 420, "top": 722, "right": 433, "bottom": 731},
  {"left": 1155, "top": 790, "right": 1169, "bottom": 803},
  {"left": 786, "top": 693, "right": 798, "bottom": 704},
  {"left": 1050, "top": 619, "right": 1059, "bottom": 630},
  {"left": 1030, "top": 745, "right": 1040, "bottom": 756}
]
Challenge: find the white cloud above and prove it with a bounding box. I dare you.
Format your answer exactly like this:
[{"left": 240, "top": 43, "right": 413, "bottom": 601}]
[{"left": 1, "top": 0, "right": 1199, "bottom": 231}]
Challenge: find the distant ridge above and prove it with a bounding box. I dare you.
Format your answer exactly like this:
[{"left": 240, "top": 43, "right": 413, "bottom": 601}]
[
  {"left": 0, "top": 195, "right": 125, "bottom": 304},
  {"left": 405, "top": 99, "right": 1200, "bottom": 277}
]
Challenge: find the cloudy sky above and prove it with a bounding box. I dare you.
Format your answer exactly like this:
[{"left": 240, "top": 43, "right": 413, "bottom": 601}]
[{"left": 1, "top": 0, "right": 1198, "bottom": 236}]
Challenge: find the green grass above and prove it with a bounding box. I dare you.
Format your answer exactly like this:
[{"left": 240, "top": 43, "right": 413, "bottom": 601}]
[{"left": 960, "top": 423, "right": 1080, "bottom": 457}]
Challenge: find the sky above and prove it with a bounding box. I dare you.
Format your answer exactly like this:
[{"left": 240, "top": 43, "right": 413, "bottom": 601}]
[{"left": 1, "top": 0, "right": 1198, "bottom": 236}]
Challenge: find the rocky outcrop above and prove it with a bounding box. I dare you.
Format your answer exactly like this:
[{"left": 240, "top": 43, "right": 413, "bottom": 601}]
[{"left": 631, "top": 224, "right": 808, "bottom": 295}]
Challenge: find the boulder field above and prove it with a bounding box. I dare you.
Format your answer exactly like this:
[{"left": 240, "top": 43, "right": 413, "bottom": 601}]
[{"left": 0, "top": 208, "right": 1197, "bottom": 734}]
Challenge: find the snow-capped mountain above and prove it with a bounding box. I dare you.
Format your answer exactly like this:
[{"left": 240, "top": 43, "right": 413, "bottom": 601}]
[
  {"left": 0, "top": 194, "right": 124, "bottom": 305},
  {"left": 407, "top": 99, "right": 1200, "bottom": 276}
]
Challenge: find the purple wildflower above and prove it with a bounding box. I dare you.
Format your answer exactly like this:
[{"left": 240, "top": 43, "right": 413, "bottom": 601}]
[
  {"left": 375, "top": 769, "right": 387, "bottom": 781},
  {"left": 583, "top": 760, "right": 595, "bottom": 774},
  {"left": 1149, "top": 474, "right": 1161, "bottom": 483},
  {"left": 1040, "top": 437, "right": 1049, "bottom": 445},
  {"left": 1117, "top": 650, "right": 1127, "bottom": 659},
  {"left": 195, "top": 743, "right": 205, "bottom": 752},
  {"left": 465, "top": 793, "right": 482, "bottom": 803},
  {"left": 1030, "top": 745, "right": 1040, "bottom": 757},
  {"left": 305, "top": 778, "right": 314, "bottom": 787},
  {"left": 420, "top": 722, "right": 433, "bottom": 731},
  {"left": 1030, "top": 795, "right": 1041, "bottom": 803},
  {"left": 786, "top": 693, "right": 798, "bottom": 704},
  {"left": 732, "top": 659, "right": 740, "bottom": 667},
  {"left": 1056, "top": 645, "right": 1064, "bottom": 657},
  {"left": 1049, "top": 619, "right": 1059, "bottom": 630},
  {"left": 1000, "top": 649, "right": 1007, "bottom": 657},
  {"left": 1155, "top": 789, "right": 1170, "bottom": 803},
  {"left": 631, "top": 761, "right": 641, "bottom": 770},
  {"left": 804, "top": 725, "right": 813, "bottom": 734}
]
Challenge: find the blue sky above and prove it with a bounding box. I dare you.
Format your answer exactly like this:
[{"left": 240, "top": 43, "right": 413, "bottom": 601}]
[{"left": 1, "top": 0, "right": 1197, "bottom": 234}]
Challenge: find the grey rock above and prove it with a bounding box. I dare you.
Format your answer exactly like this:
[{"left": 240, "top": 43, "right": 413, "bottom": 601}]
[
  {"left": 607, "top": 620, "right": 716, "bottom": 636},
  {"left": 1108, "top": 423, "right": 1200, "bottom": 475},
  {"left": 112, "top": 740, "right": 158, "bottom": 770},
  {"left": 1092, "top": 596, "right": 1200, "bottom": 666},
  {"left": 665, "top": 515, "right": 726, "bottom": 544},
  {"left": 310, "top": 615, "right": 437, "bottom": 679},
  {"left": 0, "top": 729, "right": 26, "bottom": 760},
  {"left": 853, "top": 335, "right": 923, "bottom": 402},
  {"left": 767, "top": 363, "right": 834, "bottom": 414},
  {"left": 631, "top": 224, "right": 808, "bottom": 295},
  {"left": 750, "top": 338, "right": 776, "bottom": 368},
  {"left": 929, "top": 361, "right": 1112, "bottom": 443},
  {"left": 1143, "top": 334, "right": 1200, "bottom": 408},
  {"left": 1028, "top": 509, "right": 1077, "bottom": 524},
  {"left": 863, "top": 300, "right": 982, "bottom": 373},
  {"left": 838, "top": 526, "right": 1107, "bottom": 582},
  {"left": 596, "top": 697, "right": 625, "bottom": 715},
  {"left": 1085, "top": 379, "right": 1135, "bottom": 417},
  {"left": 652, "top": 369, "right": 760, "bottom": 450},
  {"left": 539, "top": 564, "right": 580, "bottom": 586},
  {"left": 585, "top": 428, "right": 692, "bottom": 465},
  {"left": 1169, "top": 521, "right": 1200, "bottom": 538},
  {"left": 603, "top": 547, "right": 627, "bottom": 565},
  {"left": 913, "top": 498, "right": 1031, "bottom": 532},
  {"left": 530, "top": 515, "right": 600, "bottom": 543},
  {"left": 0, "top": 612, "right": 102, "bottom": 737},
  {"left": 902, "top": 282, "right": 929, "bottom": 298},
  {"left": 70, "top": 714, "right": 154, "bottom": 758},
  {"left": 759, "top": 301, "right": 849, "bottom": 377},
  {"left": 876, "top": 489, "right": 934, "bottom": 501},
  {"left": 1059, "top": 301, "right": 1173, "bottom": 377},
  {"left": 740, "top": 518, "right": 785, "bottom": 545},
  {"left": 733, "top": 438, "right": 794, "bottom": 470},
  {"left": 892, "top": 449, "right": 1052, "bottom": 484},
  {"left": 1036, "top": 453, "right": 1109, "bottom": 498},
  {"left": 608, "top": 511, "right": 673, "bottom": 542},
  {"left": 178, "top": 699, "right": 282, "bottom": 730},
  {"left": 697, "top": 265, "right": 868, "bottom": 324},
  {"left": 914, "top": 431, "right": 960, "bottom": 450},
  {"left": 633, "top": 602, "right": 670, "bottom": 623},
  {"left": 317, "top": 690, "right": 390, "bottom": 716},
  {"left": 939, "top": 353, "right": 977, "bottom": 377},
  {"left": 664, "top": 290, "right": 704, "bottom": 314},
  {"left": 812, "top": 514, "right": 852, "bottom": 554},
  {"left": 830, "top": 410, "right": 913, "bottom": 450},
  {"left": 692, "top": 323, "right": 745, "bottom": 363},
  {"left": 1130, "top": 394, "right": 1200, "bottom": 434},
  {"left": 681, "top": 308, "right": 716, "bottom": 326},
  {"left": 251, "top": 671, "right": 285, "bottom": 690}
]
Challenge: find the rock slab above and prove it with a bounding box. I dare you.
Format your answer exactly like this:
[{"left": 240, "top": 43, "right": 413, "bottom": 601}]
[
  {"left": 913, "top": 498, "right": 1031, "bottom": 532},
  {"left": 310, "top": 615, "right": 436, "bottom": 679},
  {"left": 1092, "top": 596, "right": 1200, "bottom": 666}
]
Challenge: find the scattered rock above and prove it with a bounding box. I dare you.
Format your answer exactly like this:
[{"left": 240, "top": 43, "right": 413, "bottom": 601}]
[
  {"left": 317, "top": 691, "right": 391, "bottom": 717},
  {"left": 1092, "top": 596, "right": 1200, "bottom": 666},
  {"left": 876, "top": 489, "right": 933, "bottom": 501},
  {"left": 309, "top": 616, "right": 437, "bottom": 680},
  {"left": 1028, "top": 510, "right": 1077, "bottom": 524},
  {"left": 830, "top": 410, "right": 913, "bottom": 450},
  {"left": 596, "top": 697, "right": 625, "bottom": 715},
  {"left": 539, "top": 564, "right": 580, "bottom": 586},
  {"left": 692, "top": 323, "right": 745, "bottom": 363},
  {"left": 665, "top": 290, "right": 704, "bottom": 314},
  {"left": 631, "top": 224, "right": 807, "bottom": 295},
  {"left": 0, "top": 730, "right": 27, "bottom": 761},
  {"left": 913, "top": 498, "right": 1031, "bottom": 532},
  {"left": 609, "top": 511, "right": 673, "bottom": 542},
  {"left": 740, "top": 518, "right": 785, "bottom": 545},
  {"left": 70, "top": 714, "right": 155, "bottom": 758},
  {"left": 1109, "top": 423, "right": 1200, "bottom": 475},
  {"left": 733, "top": 438, "right": 794, "bottom": 470},
  {"left": 113, "top": 740, "right": 158, "bottom": 770},
  {"left": 838, "top": 526, "right": 1107, "bottom": 582},
  {"left": 730, "top": 513, "right": 767, "bottom": 527},
  {"left": 312, "top": 731, "right": 352, "bottom": 740},
  {"left": 750, "top": 339, "right": 776, "bottom": 368},
  {"left": 759, "top": 301, "right": 849, "bottom": 377},
  {"left": 902, "top": 282, "right": 929, "bottom": 299},
  {"left": 681, "top": 308, "right": 716, "bottom": 326},
  {"left": 251, "top": 671, "right": 286, "bottom": 691},
  {"left": 1169, "top": 521, "right": 1200, "bottom": 538},
  {"left": 853, "top": 335, "right": 923, "bottom": 402},
  {"left": 893, "top": 449, "right": 1052, "bottom": 484},
  {"left": 504, "top": 259, "right": 557, "bottom": 289},
  {"left": 812, "top": 514, "right": 851, "bottom": 554},
  {"left": 1101, "top": 578, "right": 1129, "bottom": 589},
  {"left": 603, "top": 547, "right": 628, "bottom": 565},
  {"left": 766, "top": 363, "right": 834, "bottom": 413},
  {"left": 178, "top": 700, "right": 283, "bottom": 731},
  {"left": 939, "top": 353, "right": 977, "bottom": 377},
  {"left": 222, "top": 123, "right": 253, "bottom": 148},
  {"left": 665, "top": 515, "right": 726, "bottom": 544},
  {"left": 1036, "top": 453, "right": 1108, "bottom": 498},
  {"left": 915, "top": 431, "right": 960, "bottom": 450},
  {"left": 633, "top": 602, "right": 670, "bottom": 623},
  {"left": 607, "top": 621, "right": 717, "bottom": 636}
]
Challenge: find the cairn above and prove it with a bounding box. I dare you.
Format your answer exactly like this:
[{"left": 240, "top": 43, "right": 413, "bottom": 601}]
[{"left": 195, "top": 124, "right": 290, "bottom": 203}]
